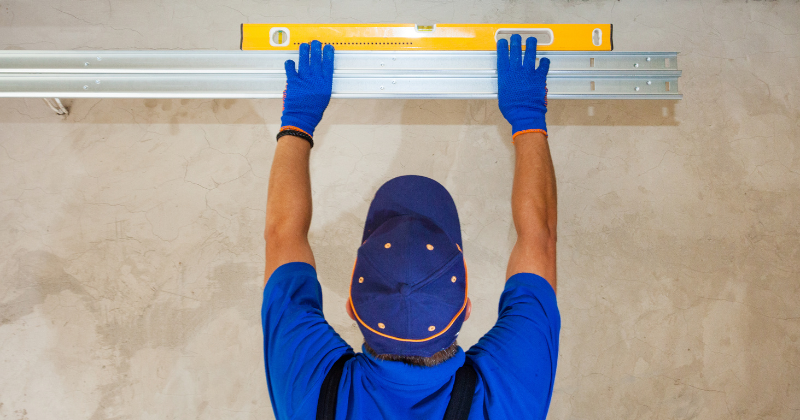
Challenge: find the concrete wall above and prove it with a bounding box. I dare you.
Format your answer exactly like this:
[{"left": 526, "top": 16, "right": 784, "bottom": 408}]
[{"left": 1, "top": 1, "right": 798, "bottom": 418}]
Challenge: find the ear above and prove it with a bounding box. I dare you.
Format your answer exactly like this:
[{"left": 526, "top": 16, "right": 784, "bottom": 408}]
[
  {"left": 464, "top": 297, "right": 472, "bottom": 322},
  {"left": 346, "top": 298, "right": 356, "bottom": 321}
]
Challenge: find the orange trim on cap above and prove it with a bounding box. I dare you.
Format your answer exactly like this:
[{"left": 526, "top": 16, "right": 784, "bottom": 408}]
[
  {"left": 279, "top": 126, "right": 313, "bottom": 138},
  {"left": 348, "top": 251, "right": 469, "bottom": 343}
]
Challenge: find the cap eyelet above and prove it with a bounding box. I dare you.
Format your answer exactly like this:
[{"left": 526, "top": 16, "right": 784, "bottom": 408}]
[
  {"left": 384, "top": 243, "right": 391, "bottom": 249},
  {"left": 451, "top": 276, "right": 457, "bottom": 283},
  {"left": 428, "top": 325, "right": 436, "bottom": 331},
  {"left": 358, "top": 277, "right": 364, "bottom": 283},
  {"left": 378, "top": 323, "right": 386, "bottom": 329},
  {"left": 426, "top": 244, "right": 434, "bottom": 250}
]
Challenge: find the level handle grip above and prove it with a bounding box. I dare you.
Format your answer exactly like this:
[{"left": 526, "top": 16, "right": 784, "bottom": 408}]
[{"left": 494, "top": 28, "right": 554, "bottom": 46}]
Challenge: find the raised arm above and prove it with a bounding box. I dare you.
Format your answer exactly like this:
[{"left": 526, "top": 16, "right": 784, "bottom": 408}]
[
  {"left": 497, "top": 35, "right": 557, "bottom": 293},
  {"left": 264, "top": 136, "right": 315, "bottom": 281},
  {"left": 507, "top": 132, "right": 557, "bottom": 291},
  {"left": 264, "top": 41, "right": 334, "bottom": 284}
]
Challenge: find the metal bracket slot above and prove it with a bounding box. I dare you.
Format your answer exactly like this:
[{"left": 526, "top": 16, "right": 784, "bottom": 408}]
[{"left": 0, "top": 50, "right": 682, "bottom": 102}]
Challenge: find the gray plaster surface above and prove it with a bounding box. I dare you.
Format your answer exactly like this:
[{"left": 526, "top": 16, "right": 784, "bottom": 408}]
[{"left": 1, "top": 1, "right": 799, "bottom": 419}]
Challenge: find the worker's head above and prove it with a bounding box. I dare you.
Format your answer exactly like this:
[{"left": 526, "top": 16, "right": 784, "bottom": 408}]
[{"left": 346, "top": 175, "right": 471, "bottom": 367}]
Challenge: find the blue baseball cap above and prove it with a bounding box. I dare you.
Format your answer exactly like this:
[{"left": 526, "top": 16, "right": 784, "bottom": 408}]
[{"left": 349, "top": 175, "right": 468, "bottom": 358}]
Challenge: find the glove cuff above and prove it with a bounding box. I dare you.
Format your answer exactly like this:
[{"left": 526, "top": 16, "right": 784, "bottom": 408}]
[
  {"left": 280, "top": 114, "right": 317, "bottom": 138},
  {"left": 512, "top": 129, "right": 548, "bottom": 142},
  {"left": 511, "top": 115, "right": 547, "bottom": 140},
  {"left": 279, "top": 125, "right": 313, "bottom": 139}
]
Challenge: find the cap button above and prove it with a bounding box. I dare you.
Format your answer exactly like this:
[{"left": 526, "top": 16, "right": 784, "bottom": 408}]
[{"left": 400, "top": 284, "right": 411, "bottom": 296}]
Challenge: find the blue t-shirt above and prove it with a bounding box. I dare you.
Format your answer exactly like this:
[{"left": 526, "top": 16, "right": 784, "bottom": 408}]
[{"left": 262, "top": 262, "right": 560, "bottom": 420}]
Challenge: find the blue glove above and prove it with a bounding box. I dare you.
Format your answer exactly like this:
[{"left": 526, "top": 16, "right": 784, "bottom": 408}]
[
  {"left": 280, "top": 40, "right": 334, "bottom": 139},
  {"left": 497, "top": 34, "right": 550, "bottom": 140}
]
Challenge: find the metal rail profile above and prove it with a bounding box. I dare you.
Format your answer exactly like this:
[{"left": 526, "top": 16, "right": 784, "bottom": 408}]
[{"left": 0, "top": 50, "right": 681, "bottom": 100}]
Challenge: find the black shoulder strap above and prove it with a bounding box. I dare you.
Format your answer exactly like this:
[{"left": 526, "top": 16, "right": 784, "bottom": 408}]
[
  {"left": 316, "top": 355, "right": 478, "bottom": 420},
  {"left": 442, "top": 363, "right": 478, "bottom": 420},
  {"left": 316, "top": 353, "right": 354, "bottom": 420}
]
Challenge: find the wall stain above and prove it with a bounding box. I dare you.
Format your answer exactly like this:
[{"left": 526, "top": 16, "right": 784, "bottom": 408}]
[{"left": 1, "top": 249, "right": 261, "bottom": 419}]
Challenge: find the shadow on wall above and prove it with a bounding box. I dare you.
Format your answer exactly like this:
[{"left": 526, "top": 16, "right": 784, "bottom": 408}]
[{"left": 0, "top": 98, "right": 678, "bottom": 127}]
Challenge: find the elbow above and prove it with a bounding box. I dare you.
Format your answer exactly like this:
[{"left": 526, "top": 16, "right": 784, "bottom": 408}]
[
  {"left": 264, "top": 217, "right": 308, "bottom": 244},
  {"left": 516, "top": 218, "right": 557, "bottom": 254},
  {"left": 264, "top": 222, "right": 276, "bottom": 243},
  {"left": 546, "top": 221, "right": 557, "bottom": 244},
  {"left": 264, "top": 217, "right": 277, "bottom": 242},
  {"left": 516, "top": 215, "right": 557, "bottom": 244},
  {"left": 519, "top": 229, "right": 557, "bottom": 250},
  {"left": 513, "top": 231, "right": 557, "bottom": 273}
]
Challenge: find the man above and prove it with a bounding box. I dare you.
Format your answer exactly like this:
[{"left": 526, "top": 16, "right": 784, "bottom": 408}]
[{"left": 262, "top": 34, "right": 559, "bottom": 419}]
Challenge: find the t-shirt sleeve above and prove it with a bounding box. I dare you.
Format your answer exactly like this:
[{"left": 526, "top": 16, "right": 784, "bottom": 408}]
[
  {"left": 465, "top": 273, "right": 561, "bottom": 420},
  {"left": 262, "top": 262, "right": 354, "bottom": 420}
]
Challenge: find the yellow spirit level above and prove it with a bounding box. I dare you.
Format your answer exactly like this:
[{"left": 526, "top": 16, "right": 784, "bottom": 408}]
[{"left": 241, "top": 24, "right": 613, "bottom": 51}]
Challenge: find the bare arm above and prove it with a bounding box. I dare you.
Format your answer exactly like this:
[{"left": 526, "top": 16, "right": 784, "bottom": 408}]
[
  {"left": 496, "top": 34, "right": 556, "bottom": 292},
  {"left": 505, "top": 131, "right": 557, "bottom": 293},
  {"left": 264, "top": 136, "right": 315, "bottom": 285},
  {"left": 263, "top": 41, "right": 333, "bottom": 285}
]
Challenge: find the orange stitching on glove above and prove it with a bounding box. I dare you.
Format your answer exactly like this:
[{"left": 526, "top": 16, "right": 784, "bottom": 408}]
[
  {"left": 511, "top": 129, "right": 548, "bottom": 143},
  {"left": 282, "top": 82, "right": 287, "bottom": 111},
  {"left": 279, "top": 126, "right": 313, "bottom": 138},
  {"left": 545, "top": 86, "right": 548, "bottom": 107}
]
